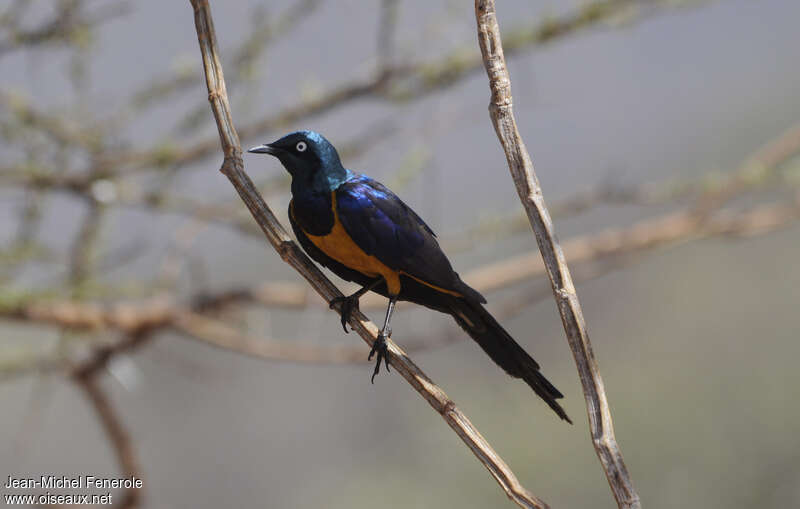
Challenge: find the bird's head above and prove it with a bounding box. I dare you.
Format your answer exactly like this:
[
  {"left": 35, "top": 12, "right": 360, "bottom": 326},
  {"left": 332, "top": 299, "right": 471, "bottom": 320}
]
[{"left": 248, "top": 130, "right": 349, "bottom": 192}]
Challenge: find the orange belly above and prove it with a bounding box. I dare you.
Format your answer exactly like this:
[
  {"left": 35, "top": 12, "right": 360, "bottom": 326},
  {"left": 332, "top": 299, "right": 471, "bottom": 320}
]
[{"left": 300, "top": 193, "right": 402, "bottom": 295}]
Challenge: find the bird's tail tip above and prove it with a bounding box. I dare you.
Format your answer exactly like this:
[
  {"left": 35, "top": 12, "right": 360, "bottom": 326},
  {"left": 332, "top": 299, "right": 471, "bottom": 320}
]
[
  {"left": 447, "top": 296, "right": 572, "bottom": 424},
  {"left": 524, "top": 370, "right": 572, "bottom": 424}
]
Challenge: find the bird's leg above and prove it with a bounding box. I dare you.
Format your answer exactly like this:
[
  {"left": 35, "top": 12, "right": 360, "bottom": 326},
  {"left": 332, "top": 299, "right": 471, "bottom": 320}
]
[
  {"left": 369, "top": 295, "right": 397, "bottom": 382},
  {"left": 329, "top": 278, "right": 382, "bottom": 333}
]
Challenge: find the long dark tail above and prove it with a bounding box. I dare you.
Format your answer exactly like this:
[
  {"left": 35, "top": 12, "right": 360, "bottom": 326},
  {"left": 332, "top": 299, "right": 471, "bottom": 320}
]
[{"left": 446, "top": 296, "right": 571, "bottom": 423}]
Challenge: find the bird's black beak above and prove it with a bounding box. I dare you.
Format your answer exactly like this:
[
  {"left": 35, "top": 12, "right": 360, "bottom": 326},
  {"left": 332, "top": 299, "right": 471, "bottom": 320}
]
[{"left": 247, "top": 144, "right": 278, "bottom": 155}]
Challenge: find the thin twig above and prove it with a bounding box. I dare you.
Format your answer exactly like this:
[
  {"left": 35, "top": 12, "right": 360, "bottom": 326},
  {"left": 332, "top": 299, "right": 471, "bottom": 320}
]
[
  {"left": 188, "top": 1, "right": 549, "bottom": 507},
  {"left": 475, "top": 1, "right": 640, "bottom": 508}
]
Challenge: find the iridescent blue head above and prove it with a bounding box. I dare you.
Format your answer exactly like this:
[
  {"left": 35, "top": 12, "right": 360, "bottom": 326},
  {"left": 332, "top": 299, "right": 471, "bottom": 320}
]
[{"left": 248, "top": 130, "right": 351, "bottom": 193}]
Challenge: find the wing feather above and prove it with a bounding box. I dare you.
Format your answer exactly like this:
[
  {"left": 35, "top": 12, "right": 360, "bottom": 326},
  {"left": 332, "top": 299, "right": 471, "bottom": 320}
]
[{"left": 336, "top": 175, "right": 485, "bottom": 302}]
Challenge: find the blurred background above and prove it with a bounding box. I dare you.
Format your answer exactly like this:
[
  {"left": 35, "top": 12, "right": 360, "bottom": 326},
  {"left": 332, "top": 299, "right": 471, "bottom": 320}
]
[{"left": 1, "top": 0, "right": 799, "bottom": 507}]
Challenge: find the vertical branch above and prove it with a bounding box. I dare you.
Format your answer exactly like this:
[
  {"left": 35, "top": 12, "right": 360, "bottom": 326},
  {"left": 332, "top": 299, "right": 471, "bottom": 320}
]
[
  {"left": 474, "top": 1, "right": 641, "bottom": 509},
  {"left": 69, "top": 198, "right": 105, "bottom": 293},
  {"left": 377, "top": 0, "right": 399, "bottom": 77},
  {"left": 0, "top": 187, "right": 46, "bottom": 283},
  {"left": 189, "top": 1, "right": 549, "bottom": 507}
]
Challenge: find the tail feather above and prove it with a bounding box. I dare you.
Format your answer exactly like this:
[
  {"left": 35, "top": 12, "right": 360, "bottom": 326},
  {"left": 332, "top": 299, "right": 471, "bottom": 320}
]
[{"left": 447, "top": 297, "right": 572, "bottom": 424}]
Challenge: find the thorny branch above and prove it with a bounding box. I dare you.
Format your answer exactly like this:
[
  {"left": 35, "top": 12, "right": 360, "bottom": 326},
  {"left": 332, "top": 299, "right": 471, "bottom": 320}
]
[{"left": 475, "top": 1, "right": 640, "bottom": 508}]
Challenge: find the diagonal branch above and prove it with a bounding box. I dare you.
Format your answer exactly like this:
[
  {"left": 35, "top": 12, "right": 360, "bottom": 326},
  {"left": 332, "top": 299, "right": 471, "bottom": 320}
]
[
  {"left": 73, "top": 369, "right": 142, "bottom": 509},
  {"left": 189, "top": 1, "right": 549, "bottom": 507},
  {"left": 475, "top": 1, "right": 640, "bottom": 508}
]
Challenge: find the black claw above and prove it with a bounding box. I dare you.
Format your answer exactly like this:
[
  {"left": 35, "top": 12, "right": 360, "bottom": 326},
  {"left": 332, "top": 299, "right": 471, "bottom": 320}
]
[
  {"left": 369, "top": 333, "right": 390, "bottom": 383},
  {"left": 329, "top": 295, "right": 359, "bottom": 333}
]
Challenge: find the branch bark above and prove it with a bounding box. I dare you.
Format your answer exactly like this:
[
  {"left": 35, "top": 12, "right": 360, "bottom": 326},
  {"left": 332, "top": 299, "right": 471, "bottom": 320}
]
[
  {"left": 189, "top": 1, "right": 550, "bottom": 507},
  {"left": 474, "top": 1, "right": 641, "bottom": 508}
]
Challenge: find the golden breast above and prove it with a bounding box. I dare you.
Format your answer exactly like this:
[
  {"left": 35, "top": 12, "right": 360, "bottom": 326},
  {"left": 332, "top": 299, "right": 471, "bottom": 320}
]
[{"left": 301, "top": 193, "right": 402, "bottom": 295}]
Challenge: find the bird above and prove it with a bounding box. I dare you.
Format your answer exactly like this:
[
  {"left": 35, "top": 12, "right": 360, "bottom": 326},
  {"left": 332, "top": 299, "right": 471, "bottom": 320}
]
[{"left": 248, "top": 130, "right": 570, "bottom": 423}]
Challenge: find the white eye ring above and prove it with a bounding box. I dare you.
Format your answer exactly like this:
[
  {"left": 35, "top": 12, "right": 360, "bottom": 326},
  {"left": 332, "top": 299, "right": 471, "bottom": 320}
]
[{"left": 296, "top": 141, "right": 307, "bottom": 152}]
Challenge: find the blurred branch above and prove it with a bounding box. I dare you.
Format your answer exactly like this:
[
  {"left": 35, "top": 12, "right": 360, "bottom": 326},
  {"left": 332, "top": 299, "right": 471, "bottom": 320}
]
[
  {"left": 475, "top": 1, "right": 639, "bottom": 508},
  {"left": 3, "top": 186, "right": 797, "bottom": 386},
  {"left": 447, "top": 122, "right": 800, "bottom": 255},
  {"left": 4, "top": 117, "right": 799, "bottom": 360},
  {"left": 115, "top": 0, "right": 701, "bottom": 175},
  {"left": 465, "top": 192, "right": 800, "bottom": 294},
  {"left": 0, "top": 0, "right": 712, "bottom": 196},
  {"left": 377, "top": 0, "right": 399, "bottom": 76},
  {"left": 693, "top": 123, "right": 800, "bottom": 216},
  {"left": 0, "top": 187, "right": 48, "bottom": 283},
  {"left": 3, "top": 295, "right": 174, "bottom": 333},
  {"left": 69, "top": 199, "right": 104, "bottom": 292},
  {"left": 0, "top": 0, "right": 129, "bottom": 57},
  {"left": 73, "top": 369, "right": 142, "bottom": 509},
  {"left": 103, "top": 117, "right": 800, "bottom": 268},
  {"left": 131, "top": 0, "right": 322, "bottom": 110},
  {"left": 0, "top": 90, "right": 101, "bottom": 149},
  {"left": 172, "top": 311, "right": 367, "bottom": 364},
  {"left": 188, "top": 1, "right": 549, "bottom": 508},
  {"left": 4, "top": 189, "right": 796, "bottom": 336}
]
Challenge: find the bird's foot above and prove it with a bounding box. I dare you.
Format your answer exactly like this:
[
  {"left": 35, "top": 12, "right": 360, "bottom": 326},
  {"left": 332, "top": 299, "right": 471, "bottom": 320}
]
[
  {"left": 368, "top": 329, "right": 391, "bottom": 383},
  {"left": 329, "top": 294, "right": 360, "bottom": 333}
]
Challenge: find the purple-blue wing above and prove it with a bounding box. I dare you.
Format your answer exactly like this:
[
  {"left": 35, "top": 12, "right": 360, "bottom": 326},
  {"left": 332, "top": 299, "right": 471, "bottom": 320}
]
[{"left": 336, "top": 175, "right": 485, "bottom": 303}]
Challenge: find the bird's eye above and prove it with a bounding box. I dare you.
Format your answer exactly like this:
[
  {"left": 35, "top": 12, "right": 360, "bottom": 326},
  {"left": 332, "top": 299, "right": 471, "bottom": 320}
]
[{"left": 296, "top": 141, "right": 307, "bottom": 152}]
